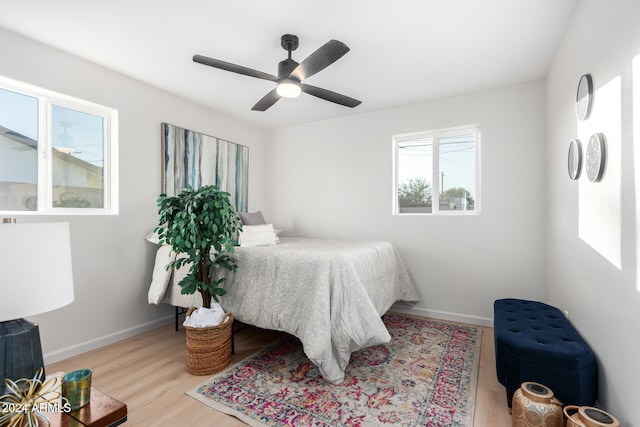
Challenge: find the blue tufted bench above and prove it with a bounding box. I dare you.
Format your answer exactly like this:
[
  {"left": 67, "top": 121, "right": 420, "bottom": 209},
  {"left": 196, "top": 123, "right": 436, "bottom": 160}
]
[{"left": 494, "top": 298, "right": 597, "bottom": 408}]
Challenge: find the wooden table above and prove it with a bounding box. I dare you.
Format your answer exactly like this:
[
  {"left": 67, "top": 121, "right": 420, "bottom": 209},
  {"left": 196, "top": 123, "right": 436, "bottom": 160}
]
[{"left": 45, "top": 388, "right": 127, "bottom": 427}]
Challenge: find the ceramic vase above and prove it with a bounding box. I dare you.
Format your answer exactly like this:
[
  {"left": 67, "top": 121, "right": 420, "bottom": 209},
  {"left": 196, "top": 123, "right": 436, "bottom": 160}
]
[
  {"left": 511, "top": 382, "right": 563, "bottom": 427},
  {"left": 564, "top": 405, "right": 620, "bottom": 427}
]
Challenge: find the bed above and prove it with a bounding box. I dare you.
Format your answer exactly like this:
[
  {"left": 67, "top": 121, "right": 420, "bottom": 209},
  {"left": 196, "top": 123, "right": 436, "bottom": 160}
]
[{"left": 148, "top": 237, "right": 419, "bottom": 384}]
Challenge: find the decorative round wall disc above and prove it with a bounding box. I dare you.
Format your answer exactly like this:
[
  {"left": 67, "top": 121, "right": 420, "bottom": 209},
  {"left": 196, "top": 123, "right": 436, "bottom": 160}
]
[
  {"left": 576, "top": 74, "right": 593, "bottom": 121},
  {"left": 585, "top": 133, "right": 606, "bottom": 182},
  {"left": 568, "top": 139, "right": 582, "bottom": 180}
]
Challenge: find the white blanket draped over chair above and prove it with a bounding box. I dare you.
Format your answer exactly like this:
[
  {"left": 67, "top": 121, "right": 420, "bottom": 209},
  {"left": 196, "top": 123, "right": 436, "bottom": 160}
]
[{"left": 148, "top": 237, "right": 419, "bottom": 384}]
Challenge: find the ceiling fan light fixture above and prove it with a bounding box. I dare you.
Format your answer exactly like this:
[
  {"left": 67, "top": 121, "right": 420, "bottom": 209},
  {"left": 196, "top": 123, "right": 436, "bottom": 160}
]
[
  {"left": 276, "top": 79, "right": 301, "bottom": 98},
  {"left": 194, "top": 34, "right": 361, "bottom": 111}
]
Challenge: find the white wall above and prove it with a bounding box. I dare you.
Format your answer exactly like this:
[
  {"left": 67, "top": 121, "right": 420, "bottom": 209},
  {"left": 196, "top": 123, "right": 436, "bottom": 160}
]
[
  {"left": 546, "top": 0, "right": 640, "bottom": 423},
  {"left": 265, "top": 81, "right": 547, "bottom": 325},
  {"left": 0, "top": 27, "right": 268, "bottom": 363}
]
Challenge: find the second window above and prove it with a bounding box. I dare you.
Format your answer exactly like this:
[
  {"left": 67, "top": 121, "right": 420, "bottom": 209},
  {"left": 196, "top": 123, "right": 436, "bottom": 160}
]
[{"left": 393, "top": 126, "right": 480, "bottom": 215}]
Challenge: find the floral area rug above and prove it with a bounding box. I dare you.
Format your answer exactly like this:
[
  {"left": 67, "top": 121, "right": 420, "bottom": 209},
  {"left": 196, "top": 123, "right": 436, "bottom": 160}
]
[{"left": 186, "top": 313, "right": 481, "bottom": 426}]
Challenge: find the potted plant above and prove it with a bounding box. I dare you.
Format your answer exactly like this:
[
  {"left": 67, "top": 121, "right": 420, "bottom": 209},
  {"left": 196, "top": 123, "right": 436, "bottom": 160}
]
[
  {"left": 155, "top": 185, "right": 242, "bottom": 308},
  {"left": 154, "top": 185, "right": 242, "bottom": 374}
]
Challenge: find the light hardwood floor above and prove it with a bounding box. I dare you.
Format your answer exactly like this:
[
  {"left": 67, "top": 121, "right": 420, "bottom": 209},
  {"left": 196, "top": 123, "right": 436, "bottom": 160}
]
[{"left": 46, "top": 315, "right": 512, "bottom": 426}]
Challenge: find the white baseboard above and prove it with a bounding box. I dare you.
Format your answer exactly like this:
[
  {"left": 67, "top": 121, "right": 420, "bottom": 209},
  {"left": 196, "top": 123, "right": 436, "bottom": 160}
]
[
  {"left": 43, "top": 315, "right": 174, "bottom": 365},
  {"left": 44, "top": 307, "right": 492, "bottom": 365},
  {"left": 390, "top": 303, "right": 493, "bottom": 328}
]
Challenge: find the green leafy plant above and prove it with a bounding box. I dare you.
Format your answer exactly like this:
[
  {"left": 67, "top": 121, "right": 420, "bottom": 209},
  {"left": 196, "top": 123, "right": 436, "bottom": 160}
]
[
  {"left": 398, "top": 176, "right": 432, "bottom": 207},
  {"left": 154, "top": 185, "right": 242, "bottom": 309}
]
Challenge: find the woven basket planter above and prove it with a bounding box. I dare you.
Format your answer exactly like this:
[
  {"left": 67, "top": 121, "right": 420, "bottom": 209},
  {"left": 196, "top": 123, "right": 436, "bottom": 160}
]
[{"left": 184, "top": 308, "right": 233, "bottom": 376}]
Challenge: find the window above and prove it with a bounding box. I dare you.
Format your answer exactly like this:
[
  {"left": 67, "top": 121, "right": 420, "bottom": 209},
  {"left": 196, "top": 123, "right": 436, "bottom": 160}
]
[
  {"left": 393, "top": 126, "right": 479, "bottom": 215},
  {"left": 0, "top": 76, "right": 118, "bottom": 214}
]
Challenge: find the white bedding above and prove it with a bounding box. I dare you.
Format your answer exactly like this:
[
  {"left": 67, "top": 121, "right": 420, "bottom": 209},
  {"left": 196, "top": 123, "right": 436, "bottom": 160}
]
[{"left": 148, "top": 237, "right": 419, "bottom": 383}]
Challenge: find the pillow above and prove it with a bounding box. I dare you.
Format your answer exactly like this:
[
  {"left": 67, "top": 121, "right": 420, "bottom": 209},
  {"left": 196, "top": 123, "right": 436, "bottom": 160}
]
[
  {"left": 238, "top": 210, "right": 267, "bottom": 225},
  {"left": 238, "top": 224, "right": 278, "bottom": 247},
  {"left": 148, "top": 245, "right": 175, "bottom": 304},
  {"left": 145, "top": 230, "right": 161, "bottom": 245}
]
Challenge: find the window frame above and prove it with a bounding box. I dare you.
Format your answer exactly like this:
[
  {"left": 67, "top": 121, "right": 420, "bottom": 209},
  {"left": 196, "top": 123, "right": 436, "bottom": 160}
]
[
  {"left": 0, "top": 75, "right": 119, "bottom": 215},
  {"left": 392, "top": 125, "right": 480, "bottom": 216}
]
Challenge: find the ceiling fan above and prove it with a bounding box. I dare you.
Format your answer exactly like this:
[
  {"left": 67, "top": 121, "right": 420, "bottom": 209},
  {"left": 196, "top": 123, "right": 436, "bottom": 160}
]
[{"left": 193, "top": 34, "right": 362, "bottom": 111}]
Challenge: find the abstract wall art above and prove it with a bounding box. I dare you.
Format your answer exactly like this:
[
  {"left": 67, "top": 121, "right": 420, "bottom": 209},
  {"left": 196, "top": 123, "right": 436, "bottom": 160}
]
[{"left": 161, "top": 122, "right": 248, "bottom": 211}]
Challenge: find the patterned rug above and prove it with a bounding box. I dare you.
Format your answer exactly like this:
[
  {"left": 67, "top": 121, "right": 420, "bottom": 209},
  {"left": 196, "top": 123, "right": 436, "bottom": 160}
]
[{"left": 186, "top": 313, "right": 481, "bottom": 426}]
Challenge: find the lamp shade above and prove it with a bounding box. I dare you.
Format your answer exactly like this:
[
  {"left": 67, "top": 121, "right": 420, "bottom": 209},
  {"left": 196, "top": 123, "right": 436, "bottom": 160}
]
[{"left": 0, "top": 222, "right": 74, "bottom": 322}]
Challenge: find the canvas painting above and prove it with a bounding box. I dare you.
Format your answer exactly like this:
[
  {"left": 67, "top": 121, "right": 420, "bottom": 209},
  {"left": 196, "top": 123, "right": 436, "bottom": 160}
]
[{"left": 161, "top": 122, "right": 248, "bottom": 212}]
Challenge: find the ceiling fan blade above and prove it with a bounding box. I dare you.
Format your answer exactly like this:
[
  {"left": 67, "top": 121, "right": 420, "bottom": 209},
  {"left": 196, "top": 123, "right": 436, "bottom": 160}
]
[
  {"left": 290, "top": 40, "right": 350, "bottom": 81},
  {"left": 301, "top": 84, "right": 361, "bottom": 108},
  {"left": 251, "top": 88, "right": 281, "bottom": 111},
  {"left": 193, "top": 55, "right": 278, "bottom": 82}
]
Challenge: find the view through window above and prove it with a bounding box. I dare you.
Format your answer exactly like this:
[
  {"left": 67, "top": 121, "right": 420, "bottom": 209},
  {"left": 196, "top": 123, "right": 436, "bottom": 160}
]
[
  {"left": 0, "top": 78, "right": 117, "bottom": 214},
  {"left": 394, "top": 126, "right": 479, "bottom": 214}
]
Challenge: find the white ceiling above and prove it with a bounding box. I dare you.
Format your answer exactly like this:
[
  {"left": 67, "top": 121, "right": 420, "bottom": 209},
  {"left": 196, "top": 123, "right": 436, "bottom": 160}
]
[{"left": 0, "top": 0, "right": 578, "bottom": 129}]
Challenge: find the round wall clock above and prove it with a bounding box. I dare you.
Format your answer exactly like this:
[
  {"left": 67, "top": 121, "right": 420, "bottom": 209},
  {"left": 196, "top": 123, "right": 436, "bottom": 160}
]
[
  {"left": 576, "top": 74, "right": 593, "bottom": 120},
  {"left": 568, "top": 139, "right": 582, "bottom": 180},
  {"left": 585, "top": 133, "right": 606, "bottom": 182}
]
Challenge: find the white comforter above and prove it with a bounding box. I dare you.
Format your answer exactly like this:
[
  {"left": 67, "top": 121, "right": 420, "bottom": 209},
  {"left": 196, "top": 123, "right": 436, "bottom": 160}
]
[{"left": 148, "top": 237, "right": 419, "bottom": 383}]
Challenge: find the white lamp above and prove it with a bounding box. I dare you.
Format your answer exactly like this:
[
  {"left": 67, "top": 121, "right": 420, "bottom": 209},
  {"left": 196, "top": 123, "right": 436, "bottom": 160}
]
[
  {"left": 0, "top": 222, "right": 74, "bottom": 394},
  {"left": 276, "top": 79, "right": 301, "bottom": 98}
]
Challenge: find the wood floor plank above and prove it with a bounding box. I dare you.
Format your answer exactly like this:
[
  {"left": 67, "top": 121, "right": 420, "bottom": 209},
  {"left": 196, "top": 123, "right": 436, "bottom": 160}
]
[{"left": 46, "top": 317, "right": 512, "bottom": 426}]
